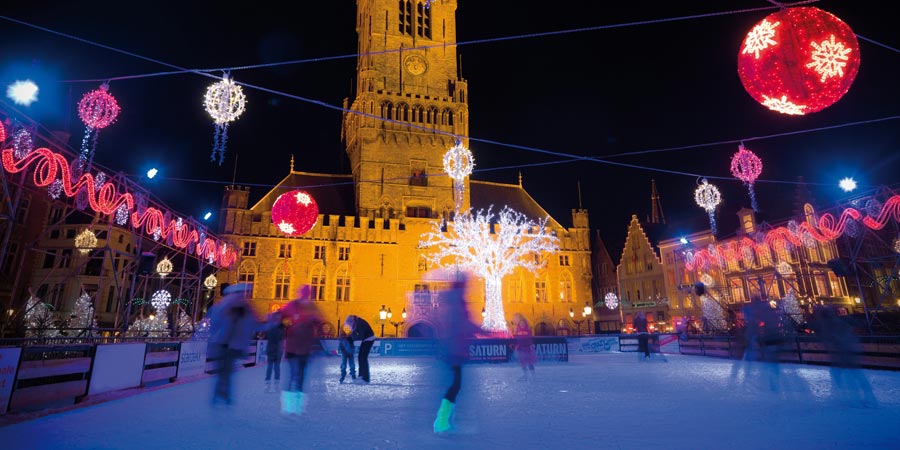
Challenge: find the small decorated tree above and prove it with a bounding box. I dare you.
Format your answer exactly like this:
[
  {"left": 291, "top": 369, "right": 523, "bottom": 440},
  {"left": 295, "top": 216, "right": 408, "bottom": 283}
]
[
  {"left": 127, "top": 314, "right": 170, "bottom": 338},
  {"left": 66, "top": 293, "right": 98, "bottom": 337},
  {"left": 25, "top": 295, "right": 59, "bottom": 338},
  {"left": 175, "top": 310, "right": 194, "bottom": 337}
]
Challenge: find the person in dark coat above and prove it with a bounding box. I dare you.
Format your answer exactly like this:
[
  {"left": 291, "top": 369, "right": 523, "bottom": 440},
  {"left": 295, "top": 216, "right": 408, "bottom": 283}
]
[
  {"left": 512, "top": 313, "right": 536, "bottom": 381},
  {"left": 338, "top": 334, "right": 356, "bottom": 383},
  {"left": 207, "top": 283, "right": 259, "bottom": 405},
  {"left": 344, "top": 315, "right": 376, "bottom": 383},
  {"left": 280, "top": 285, "right": 324, "bottom": 415},
  {"left": 263, "top": 310, "right": 285, "bottom": 392},
  {"left": 633, "top": 311, "right": 650, "bottom": 360}
]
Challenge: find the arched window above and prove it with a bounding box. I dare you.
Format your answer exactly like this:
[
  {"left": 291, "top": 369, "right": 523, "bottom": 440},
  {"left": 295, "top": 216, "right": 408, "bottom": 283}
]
[
  {"left": 507, "top": 277, "right": 523, "bottom": 303},
  {"left": 399, "top": 103, "right": 409, "bottom": 122},
  {"left": 274, "top": 264, "right": 291, "bottom": 299},
  {"left": 336, "top": 267, "right": 350, "bottom": 301},
  {"left": 417, "top": 2, "right": 431, "bottom": 38},
  {"left": 535, "top": 276, "right": 548, "bottom": 303},
  {"left": 426, "top": 106, "right": 438, "bottom": 125},
  {"left": 238, "top": 261, "right": 256, "bottom": 296},
  {"left": 559, "top": 272, "right": 574, "bottom": 303},
  {"left": 381, "top": 101, "right": 394, "bottom": 121},
  {"left": 311, "top": 267, "right": 326, "bottom": 301}
]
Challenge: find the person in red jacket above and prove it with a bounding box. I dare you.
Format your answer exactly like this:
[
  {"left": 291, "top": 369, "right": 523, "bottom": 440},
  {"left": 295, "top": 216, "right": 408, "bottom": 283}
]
[{"left": 279, "top": 284, "right": 323, "bottom": 415}]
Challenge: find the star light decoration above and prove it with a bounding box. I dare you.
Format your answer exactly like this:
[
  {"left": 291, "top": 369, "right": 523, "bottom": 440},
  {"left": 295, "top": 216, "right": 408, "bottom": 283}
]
[
  {"left": 730, "top": 144, "right": 763, "bottom": 211},
  {"left": 77, "top": 83, "right": 120, "bottom": 169},
  {"left": 443, "top": 141, "right": 474, "bottom": 212},
  {"left": 604, "top": 292, "right": 619, "bottom": 310},
  {"left": 738, "top": 7, "right": 860, "bottom": 115},
  {"left": 271, "top": 190, "right": 319, "bottom": 236},
  {"left": 151, "top": 289, "right": 172, "bottom": 312},
  {"left": 204, "top": 75, "right": 246, "bottom": 166},
  {"left": 694, "top": 178, "right": 721, "bottom": 235},
  {"left": 419, "top": 205, "right": 559, "bottom": 332},
  {"left": 74, "top": 229, "right": 98, "bottom": 254},
  {"left": 156, "top": 257, "right": 173, "bottom": 277}
]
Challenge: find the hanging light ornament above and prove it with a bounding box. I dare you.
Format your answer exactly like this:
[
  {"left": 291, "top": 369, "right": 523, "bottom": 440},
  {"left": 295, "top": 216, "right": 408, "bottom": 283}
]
[
  {"left": 11, "top": 127, "right": 34, "bottom": 160},
  {"left": 204, "top": 75, "right": 246, "bottom": 166},
  {"left": 77, "top": 83, "right": 120, "bottom": 169},
  {"left": 443, "top": 141, "right": 474, "bottom": 212},
  {"left": 271, "top": 190, "right": 319, "bottom": 236},
  {"left": 74, "top": 229, "right": 98, "bottom": 254},
  {"left": 604, "top": 292, "right": 619, "bottom": 310},
  {"left": 776, "top": 261, "right": 794, "bottom": 276},
  {"left": 738, "top": 7, "right": 860, "bottom": 115},
  {"left": 150, "top": 290, "right": 171, "bottom": 312},
  {"left": 204, "top": 274, "right": 218, "bottom": 290},
  {"left": 694, "top": 178, "right": 721, "bottom": 235},
  {"left": 156, "top": 257, "right": 173, "bottom": 277},
  {"left": 730, "top": 144, "right": 763, "bottom": 212}
]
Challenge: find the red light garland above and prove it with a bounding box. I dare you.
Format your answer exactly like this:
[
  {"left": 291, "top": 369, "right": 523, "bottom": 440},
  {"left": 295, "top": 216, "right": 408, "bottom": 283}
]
[
  {"left": 0, "top": 121, "right": 5, "bottom": 143},
  {"left": 271, "top": 190, "right": 319, "bottom": 236},
  {"left": 738, "top": 7, "right": 860, "bottom": 115},
  {"left": 0, "top": 147, "right": 237, "bottom": 268}
]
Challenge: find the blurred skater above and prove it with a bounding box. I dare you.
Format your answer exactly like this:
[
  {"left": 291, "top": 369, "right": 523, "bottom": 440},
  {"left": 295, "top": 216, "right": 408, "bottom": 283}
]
[
  {"left": 280, "top": 285, "right": 324, "bottom": 415},
  {"left": 207, "top": 283, "right": 259, "bottom": 405},
  {"left": 263, "top": 310, "right": 285, "bottom": 393},
  {"left": 344, "top": 315, "right": 376, "bottom": 383},
  {"left": 512, "top": 313, "right": 536, "bottom": 381},
  {"left": 633, "top": 311, "right": 650, "bottom": 361},
  {"left": 433, "top": 270, "right": 480, "bottom": 434},
  {"left": 810, "top": 306, "right": 877, "bottom": 407},
  {"left": 338, "top": 333, "right": 356, "bottom": 383}
]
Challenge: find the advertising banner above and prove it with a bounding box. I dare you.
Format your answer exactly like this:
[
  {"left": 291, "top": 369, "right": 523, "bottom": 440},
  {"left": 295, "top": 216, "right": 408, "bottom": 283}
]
[
  {"left": 468, "top": 338, "right": 510, "bottom": 363},
  {"left": 380, "top": 339, "right": 436, "bottom": 356},
  {"left": 0, "top": 347, "right": 21, "bottom": 414},
  {"left": 532, "top": 337, "right": 569, "bottom": 362},
  {"left": 568, "top": 336, "right": 620, "bottom": 354},
  {"left": 177, "top": 340, "right": 208, "bottom": 378}
]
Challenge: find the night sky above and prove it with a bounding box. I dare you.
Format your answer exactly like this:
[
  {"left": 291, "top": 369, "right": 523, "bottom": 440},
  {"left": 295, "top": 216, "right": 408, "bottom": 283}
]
[{"left": 2, "top": 1, "right": 897, "bottom": 261}]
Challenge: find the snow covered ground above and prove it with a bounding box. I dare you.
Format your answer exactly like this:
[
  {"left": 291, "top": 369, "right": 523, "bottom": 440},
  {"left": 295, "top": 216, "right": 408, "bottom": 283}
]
[{"left": 2, "top": 352, "right": 899, "bottom": 450}]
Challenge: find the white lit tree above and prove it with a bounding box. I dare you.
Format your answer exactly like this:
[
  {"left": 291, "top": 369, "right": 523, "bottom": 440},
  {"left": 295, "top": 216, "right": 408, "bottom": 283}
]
[
  {"left": 419, "top": 205, "right": 560, "bottom": 332},
  {"left": 175, "top": 310, "right": 194, "bottom": 337},
  {"left": 700, "top": 294, "right": 728, "bottom": 332},
  {"left": 127, "top": 314, "right": 170, "bottom": 338},
  {"left": 25, "top": 295, "right": 59, "bottom": 338},
  {"left": 66, "top": 292, "right": 98, "bottom": 337}
]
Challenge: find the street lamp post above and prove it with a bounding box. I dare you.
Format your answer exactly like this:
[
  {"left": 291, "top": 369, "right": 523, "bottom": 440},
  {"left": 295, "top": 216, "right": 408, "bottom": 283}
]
[
  {"left": 570, "top": 308, "right": 584, "bottom": 335},
  {"left": 378, "top": 304, "right": 387, "bottom": 337},
  {"left": 583, "top": 302, "right": 593, "bottom": 335},
  {"left": 391, "top": 307, "right": 407, "bottom": 337}
]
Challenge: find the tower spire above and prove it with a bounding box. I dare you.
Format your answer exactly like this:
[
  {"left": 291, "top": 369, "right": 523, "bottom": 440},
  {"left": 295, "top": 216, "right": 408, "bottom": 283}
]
[{"left": 650, "top": 179, "right": 665, "bottom": 224}]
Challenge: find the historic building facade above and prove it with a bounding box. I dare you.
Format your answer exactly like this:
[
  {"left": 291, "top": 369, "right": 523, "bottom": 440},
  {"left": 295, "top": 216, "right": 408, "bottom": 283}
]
[{"left": 217, "top": 0, "right": 593, "bottom": 337}]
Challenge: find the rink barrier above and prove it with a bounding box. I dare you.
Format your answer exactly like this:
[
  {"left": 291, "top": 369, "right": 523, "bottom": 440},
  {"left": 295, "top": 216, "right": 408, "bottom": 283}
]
[
  {"left": 142, "top": 342, "right": 180, "bottom": 386},
  {"left": 8, "top": 344, "right": 93, "bottom": 412}
]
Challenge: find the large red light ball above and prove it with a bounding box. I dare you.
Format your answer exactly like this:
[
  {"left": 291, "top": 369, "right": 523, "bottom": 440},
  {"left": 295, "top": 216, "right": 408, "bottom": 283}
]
[
  {"left": 271, "top": 190, "right": 319, "bottom": 236},
  {"left": 78, "top": 86, "right": 121, "bottom": 129},
  {"left": 737, "top": 7, "right": 860, "bottom": 115}
]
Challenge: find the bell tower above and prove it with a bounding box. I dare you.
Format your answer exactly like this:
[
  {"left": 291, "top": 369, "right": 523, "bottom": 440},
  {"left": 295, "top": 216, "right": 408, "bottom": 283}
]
[{"left": 342, "top": 0, "right": 469, "bottom": 220}]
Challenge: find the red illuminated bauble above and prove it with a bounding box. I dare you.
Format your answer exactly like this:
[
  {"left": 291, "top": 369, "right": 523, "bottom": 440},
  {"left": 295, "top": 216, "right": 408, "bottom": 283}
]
[
  {"left": 737, "top": 7, "right": 860, "bottom": 115},
  {"left": 78, "top": 85, "right": 121, "bottom": 129},
  {"left": 271, "top": 190, "right": 319, "bottom": 236}
]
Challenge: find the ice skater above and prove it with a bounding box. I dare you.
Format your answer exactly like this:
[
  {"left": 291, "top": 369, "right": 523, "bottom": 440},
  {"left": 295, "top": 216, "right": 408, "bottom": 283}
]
[
  {"left": 263, "top": 310, "right": 285, "bottom": 393},
  {"left": 512, "top": 313, "right": 536, "bottom": 381},
  {"left": 344, "top": 315, "right": 376, "bottom": 383},
  {"left": 207, "top": 283, "right": 259, "bottom": 405},
  {"left": 338, "top": 334, "right": 356, "bottom": 383},
  {"left": 432, "top": 270, "right": 480, "bottom": 434},
  {"left": 633, "top": 311, "right": 650, "bottom": 361},
  {"left": 280, "top": 285, "right": 324, "bottom": 415}
]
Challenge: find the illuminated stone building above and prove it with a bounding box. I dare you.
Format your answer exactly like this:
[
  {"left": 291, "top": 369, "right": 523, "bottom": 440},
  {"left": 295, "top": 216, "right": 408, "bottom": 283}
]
[
  {"left": 616, "top": 215, "right": 669, "bottom": 332},
  {"left": 217, "top": 0, "right": 593, "bottom": 337}
]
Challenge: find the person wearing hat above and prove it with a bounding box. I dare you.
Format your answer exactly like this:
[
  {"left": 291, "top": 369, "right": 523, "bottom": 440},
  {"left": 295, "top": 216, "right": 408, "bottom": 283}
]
[
  {"left": 207, "top": 283, "right": 260, "bottom": 405},
  {"left": 279, "top": 284, "right": 324, "bottom": 415}
]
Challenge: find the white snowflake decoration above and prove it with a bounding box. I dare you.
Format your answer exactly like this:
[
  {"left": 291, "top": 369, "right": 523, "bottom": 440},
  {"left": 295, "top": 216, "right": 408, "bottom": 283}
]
[
  {"left": 115, "top": 203, "right": 130, "bottom": 225},
  {"left": 295, "top": 191, "right": 312, "bottom": 205},
  {"left": 604, "top": 292, "right": 619, "bottom": 310},
  {"left": 12, "top": 128, "right": 34, "bottom": 159},
  {"left": 762, "top": 95, "right": 806, "bottom": 115},
  {"left": 277, "top": 222, "right": 296, "bottom": 235},
  {"left": 151, "top": 289, "right": 172, "bottom": 312},
  {"left": 48, "top": 179, "right": 64, "bottom": 199},
  {"left": 805, "top": 34, "right": 852, "bottom": 82},
  {"left": 742, "top": 19, "right": 780, "bottom": 59},
  {"left": 152, "top": 226, "right": 162, "bottom": 241}
]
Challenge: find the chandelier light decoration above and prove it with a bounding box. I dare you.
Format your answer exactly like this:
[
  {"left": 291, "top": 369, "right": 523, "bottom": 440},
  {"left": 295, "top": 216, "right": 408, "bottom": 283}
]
[
  {"left": 77, "top": 83, "right": 120, "bottom": 168},
  {"left": 730, "top": 144, "right": 763, "bottom": 212},
  {"left": 694, "top": 178, "right": 722, "bottom": 235},
  {"left": 204, "top": 274, "right": 218, "bottom": 290},
  {"left": 604, "top": 292, "right": 619, "bottom": 310},
  {"left": 271, "top": 190, "right": 319, "bottom": 236},
  {"left": 419, "top": 205, "right": 559, "bottom": 331},
  {"left": 776, "top": 261, "right": 794, "bottom": 276},
  {"left": 74, "top": 228, "right": 98, "bottom": 254},
  {"left": 443, "top": 141, "right": 474, "bottom": 212},
  {"left": 157, "top": 257, "right": 173, "bottom": 277},
  {"left": 151, "top": 289, "right": 172, "bottom": 312},
  {"left": 738, "top": 6, "right": 860, "bottom": 115},
  {"left": 204, "top": 75, "right": 246, "bottom": 166}
]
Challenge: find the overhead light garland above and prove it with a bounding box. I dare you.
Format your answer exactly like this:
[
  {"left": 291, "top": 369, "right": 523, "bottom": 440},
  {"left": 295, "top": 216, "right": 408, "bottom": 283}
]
[
  {"left": 204, "top": 75, "right": 246, "bottom": 166},
  {"left": 730, "top": 144, "right": 763, "bottom": 212},
  {"left": 694, "top": 178, "right": 721, "bottom": 235}
]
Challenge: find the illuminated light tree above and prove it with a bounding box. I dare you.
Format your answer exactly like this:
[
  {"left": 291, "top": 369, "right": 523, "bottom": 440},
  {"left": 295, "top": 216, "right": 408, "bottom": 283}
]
[
  {"left": 782, "top": 288, "right": 804, "bottom": 325},
  {"left": 25, "top": 295, "right": 59, "bottom": 338},
  {"left": 419, "top": 205, "right": 560, "bottom": 332},
  {"left": 730, "top": 144, "right": 763, "bottom": 212},
  {"left": 66, "top": 292, "right": 98, "bottom": 337},
  {"left": 738, "top": 7, "right": 860, "bottom": 115},
  {"left": 175, "top": 311, "right": 194, "bottom": 337},
  {"left": 127, "top": 314, "right": 169, "bottom": 338},
  {"left": 271, "top": 190, "right": 319, "bottom": 236},
  {"left": 77, "top": 83, "right": 120, "bottom": 168},
  {"left": 443, "top": 141, "right": 474, "bottom": 212},
  {"left": 699, "top": 294, "right": 727, "bottom": 332},
  {"left": 205, "top": 75, "right": 246, "bottom": 166},
  {"left": 694, "top": 178, "right": 722, "bottom": 235}
]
